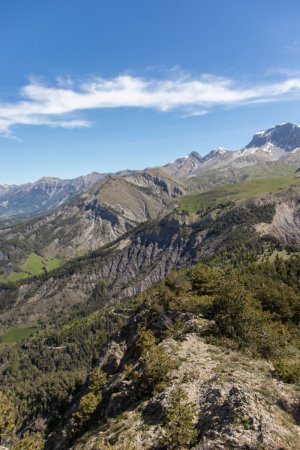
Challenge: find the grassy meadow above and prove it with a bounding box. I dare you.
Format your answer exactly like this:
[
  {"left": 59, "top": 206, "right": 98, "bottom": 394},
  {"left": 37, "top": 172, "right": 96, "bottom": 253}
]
[
  {"left": 0, "top": 326, "right": 39, "bottom": 345},
  {"left": 0, "top": 253, "right": 61, "bottom": 284}
]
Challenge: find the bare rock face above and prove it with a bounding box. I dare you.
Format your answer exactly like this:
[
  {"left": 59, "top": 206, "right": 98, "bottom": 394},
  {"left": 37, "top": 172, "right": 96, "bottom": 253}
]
[
  {"left": 197, "top": 383, "right": 295, "bottom": 449},
  {"left": 68, "top": 333, "right": 300, "bottom": 450},
  {"left": 98, "top": 341, "right": 125, "bottom": 375},
  {"left": 255, "top": 199, "right": 300, "bottom": 245},
  {"left": 245, "top": 123, "right": 300, "bottom": 151},
  {"left": 162, "top": 149, "right": 233, "bottom": 179}
]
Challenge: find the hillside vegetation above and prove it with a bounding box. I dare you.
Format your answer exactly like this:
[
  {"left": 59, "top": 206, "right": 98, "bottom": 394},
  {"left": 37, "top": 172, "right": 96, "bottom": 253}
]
[
  {"left": 54, "top": 257, "right": 300, "bottom": 449},
  {"left": 1, "top": 256, "right": 299, "bottom": 448},
  {"left": 0, "top": 253, "right": 61, "bottom": 284}
]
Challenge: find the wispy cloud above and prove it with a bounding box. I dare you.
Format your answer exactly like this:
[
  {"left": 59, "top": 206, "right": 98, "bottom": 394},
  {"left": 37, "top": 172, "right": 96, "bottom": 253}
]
[
  {"left": 1, "top": 72, "right": 300, "bottom": 136},
  {"left": 180, "top": 109, "right": 208, "bottom": 118}
]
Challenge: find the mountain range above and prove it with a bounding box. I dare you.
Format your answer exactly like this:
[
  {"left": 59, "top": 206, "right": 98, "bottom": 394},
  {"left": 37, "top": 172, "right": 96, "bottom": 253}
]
[
  {"left": 162, "top": 122, "right": 300, "bottom": 178},
  {"left": 1, "top": 122, "right": 300, "bottom": 285},
  {"left": 0, "top": 169, "right": 186, "bottom": 279},
  {"left": 1, "top": 122, "right": 300, "bottom": 450},
  {"left": 1, "top": 122, "right": 300, "bottom": 225}
]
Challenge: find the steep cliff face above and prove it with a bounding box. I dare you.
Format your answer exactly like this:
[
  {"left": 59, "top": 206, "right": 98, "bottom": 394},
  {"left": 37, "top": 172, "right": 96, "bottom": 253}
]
[
  {"left": 255, "top": 199, "right": 300, "bottom": 245},
  {"left": 245, "top": 123, "right": 300, "bottom": 151},
  {"left": 1, "top": 183, "right": 299, "bottom": 332}
]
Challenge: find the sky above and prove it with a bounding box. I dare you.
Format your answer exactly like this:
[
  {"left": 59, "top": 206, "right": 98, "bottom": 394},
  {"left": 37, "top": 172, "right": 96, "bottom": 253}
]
[{"left": 2, "top": 0, "right": 300, "bottom": 184}]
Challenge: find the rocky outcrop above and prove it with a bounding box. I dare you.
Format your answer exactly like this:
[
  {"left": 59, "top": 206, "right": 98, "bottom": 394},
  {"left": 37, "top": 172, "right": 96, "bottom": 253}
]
[
  {"left": 255, "top": 199, "right": 300, "bottom": 245},
  {"left": 48, "top": 323, "right": 300, "bottom": 449}
]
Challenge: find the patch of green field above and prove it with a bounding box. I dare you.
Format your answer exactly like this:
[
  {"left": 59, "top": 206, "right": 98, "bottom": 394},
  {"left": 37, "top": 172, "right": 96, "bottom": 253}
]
[
  {"left": 0, "top": 254, "right": 61, "bottom": 284},
  {"left": 20, "top": 253, "right": 61, "bottom": 275},
  {"left": 20, "top": 253, "right": 44, "bottom": 275},
  {"left": 179, "top": 175, "right": 298, "bottom": 214},
  {"left": 45, "top": 258, "right": 61, "bottom": 271},
  {"left": 0, "top": 326, "right": 38, "bottom": 344},
  {"left": 0, "top": 271, "right": 29, "bottom": 283}
]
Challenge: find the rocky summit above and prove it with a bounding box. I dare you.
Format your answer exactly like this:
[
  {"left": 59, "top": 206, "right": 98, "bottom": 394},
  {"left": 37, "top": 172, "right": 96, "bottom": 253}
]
[{"left": 245, "top": 123, "right": 300, "bottom": 151}]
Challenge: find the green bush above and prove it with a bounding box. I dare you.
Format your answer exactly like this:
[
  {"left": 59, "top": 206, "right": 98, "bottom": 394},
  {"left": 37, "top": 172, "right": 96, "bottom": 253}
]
[
  {"left": 70, "top": 391, "right": 101, "bottom": 435},
  {"left": 162, "top": 389, "right": 198, "bottom": 449},
  {"left": 208, "top": 269, "right": 287, "bottom": 357},
  {"left": 0, "top": 391, "right": 16, "bottom": 447},
  {"left": 70, "top": 368, "right": 107, "bottom": 436},
  {"left": 89, "top": 367, "right": 107, "bottom": 394},
  {"left": 273, "top": 359, "right": 300, "bottom": 383},
  {"left": 14, "top": 432, "right": 44, "bottom": 450},
  {"left": 0, "top": 392, "right": 45, "bottom": 449},
  {"left": 163, "top": 318, "right": 188, "bottom": 340},
  {"left": 169, "top": 293, "right": 214, "bottom": 315},
  {"left": 136, "top": 328, "right": 179, "bottom": 393}
]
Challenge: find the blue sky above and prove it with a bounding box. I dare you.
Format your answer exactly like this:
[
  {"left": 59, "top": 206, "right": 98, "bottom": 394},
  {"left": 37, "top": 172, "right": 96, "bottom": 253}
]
[{"left": 1, "top": 0, "right": 300, "bottom": 184}]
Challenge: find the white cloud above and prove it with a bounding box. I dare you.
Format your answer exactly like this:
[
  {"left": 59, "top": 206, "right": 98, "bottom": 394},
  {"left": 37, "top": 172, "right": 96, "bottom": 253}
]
[
  {"left": 1, "top": 72, "right": 300, "bottom": 136},
  {"left": 180, "top": 109, "right": 208, "bottom": 118}
]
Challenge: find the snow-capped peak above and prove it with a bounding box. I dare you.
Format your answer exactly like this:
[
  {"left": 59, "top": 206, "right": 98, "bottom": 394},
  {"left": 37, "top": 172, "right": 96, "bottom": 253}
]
[
  {"left": 245, "top": 123, "right": 300, "bottom": 152},
  {"left": 212, "top": 147, "right": 228, "bottom": 155}
]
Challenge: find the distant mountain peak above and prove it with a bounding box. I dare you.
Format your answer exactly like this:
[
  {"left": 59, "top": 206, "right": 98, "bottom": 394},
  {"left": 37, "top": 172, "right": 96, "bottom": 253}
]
[
  {"left": 35, "top": 176, "right": 61, "bottom": 184},
  {"left": 188, "top": 147, "right": 229, "bottom": 161},
  {"left": 201, "top": 147, "right": 230, "bottom": 162},
  {"left": 212, "top": 147, "right": 228, "bottom": 155},
  {"left": 189, "top": 151, "right": 202, "bottom": 160},
  {"left": 211, "top": 147, "right": 229, "bottom": 155},
  {"left": 245, "top": 122, "right": 300, "bottom": 151}
]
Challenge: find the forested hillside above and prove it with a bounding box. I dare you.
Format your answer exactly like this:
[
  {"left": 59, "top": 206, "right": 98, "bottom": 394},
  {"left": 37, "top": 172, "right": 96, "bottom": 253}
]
[{"left": 1, "top": 256, "right": 300, "bottom": 448}]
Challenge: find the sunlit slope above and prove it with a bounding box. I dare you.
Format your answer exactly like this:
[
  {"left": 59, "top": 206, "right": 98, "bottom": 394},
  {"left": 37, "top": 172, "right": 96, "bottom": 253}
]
[{"left": 179, "top": 175, "right": 299, "bottom": 214}]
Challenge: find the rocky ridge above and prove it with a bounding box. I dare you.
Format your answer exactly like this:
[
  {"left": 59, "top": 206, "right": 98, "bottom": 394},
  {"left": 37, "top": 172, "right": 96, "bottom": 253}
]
[
  {"left": 69, "top": 335, "right": 300, "bottom": 450},
  {"left": 45, "top": 269, "right": 300, "bottom": 450},
  {"left": 0, "top": 172, "right": 107, "bottom": 224},
  {"left": 162, "top": 123, "right": 300, "bottom": 179}
]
